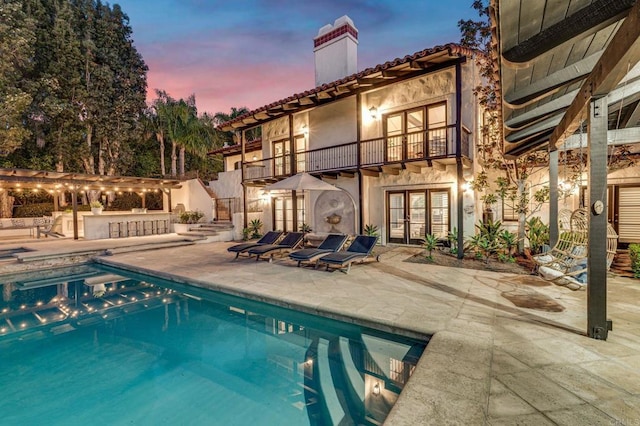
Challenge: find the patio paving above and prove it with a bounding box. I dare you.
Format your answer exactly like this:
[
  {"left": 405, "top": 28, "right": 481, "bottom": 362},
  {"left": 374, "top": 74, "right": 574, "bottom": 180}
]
[{"left": 1, "top": 237, "right": 639, "bottom": 425}]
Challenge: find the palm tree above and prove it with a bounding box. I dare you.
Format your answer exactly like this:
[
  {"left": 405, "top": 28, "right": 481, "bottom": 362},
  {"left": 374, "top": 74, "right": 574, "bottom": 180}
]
[
  {"left": 213, "top": 106, "right": 250, "bottom": 146},
  {"left": 151, "top": 90, "right": 176, "bottom": 177}
]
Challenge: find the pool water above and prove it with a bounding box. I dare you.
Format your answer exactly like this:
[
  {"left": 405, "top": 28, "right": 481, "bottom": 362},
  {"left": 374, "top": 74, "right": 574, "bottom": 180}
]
[{"left": 0, "top": 265, "right": 427, "bottom": 425}]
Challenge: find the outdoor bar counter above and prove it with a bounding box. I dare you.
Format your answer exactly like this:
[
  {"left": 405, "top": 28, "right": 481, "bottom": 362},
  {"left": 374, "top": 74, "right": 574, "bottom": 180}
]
[{"left": 83, "top": 211, "right": 171, "bottom": 240}]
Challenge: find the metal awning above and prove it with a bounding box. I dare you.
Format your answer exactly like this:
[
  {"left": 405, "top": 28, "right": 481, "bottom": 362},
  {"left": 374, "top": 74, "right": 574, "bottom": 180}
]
[{"left": 492, "top": 0, "right": 640, "bottom": 158}]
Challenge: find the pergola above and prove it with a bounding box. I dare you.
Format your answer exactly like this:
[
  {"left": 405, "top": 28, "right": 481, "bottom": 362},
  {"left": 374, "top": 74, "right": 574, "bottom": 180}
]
[
  {"left": 491, "top": 0, "right": 640, "bottom": 339},
  {"left": 0, "top": 168, "right": 183, "bottom": 239}
]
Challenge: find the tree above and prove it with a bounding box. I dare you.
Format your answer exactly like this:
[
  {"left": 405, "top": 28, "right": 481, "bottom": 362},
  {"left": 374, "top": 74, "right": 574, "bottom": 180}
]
[
  {"left": 214, "top": 106, "right": 260, "bottom": 146},
  {"left": 0, "top": 0, "right": 35, "bottom": 155},
  {"left": 459, "top": 0, "right": 549, "bottom": 251}
]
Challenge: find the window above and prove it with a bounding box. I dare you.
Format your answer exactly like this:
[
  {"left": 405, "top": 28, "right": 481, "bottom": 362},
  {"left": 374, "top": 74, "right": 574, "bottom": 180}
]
[
  {"left": 406, "top": 109, "right": 425, "bottom": 159},
  {"left": 385, "top": 114, "right": 404, "bottom": 162},
  {"left": 502, "top": 198, "right": 518, "bottom": 222},
  {"left": 430, "top": 190, "right": 449, "bottom": 238},
  {"left": 427, "top": 103, "right": 447, "bottom": 156},
  {"left": 273, "top": 195, "right": 304, "bottom": 232},
  {"left": 273, "top": 139, "right": 290, "bottom": 176},
  {"left": 295, "top": 135, "right": 306, "bottom": 173},
  {"left": 383, "top": 103, "right": 447, "bottom": 162}
]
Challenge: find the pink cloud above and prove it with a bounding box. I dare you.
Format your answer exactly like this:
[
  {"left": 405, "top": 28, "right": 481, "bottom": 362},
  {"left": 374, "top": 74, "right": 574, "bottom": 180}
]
[{"left": 144, "top": 37, "right": 315, "bottom": 115}]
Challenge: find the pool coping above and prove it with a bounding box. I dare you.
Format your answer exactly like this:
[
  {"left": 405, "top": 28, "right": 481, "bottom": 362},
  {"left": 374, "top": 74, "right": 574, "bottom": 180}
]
[{"left": 93, "top": 253, "right": 494, "bottom": 425}]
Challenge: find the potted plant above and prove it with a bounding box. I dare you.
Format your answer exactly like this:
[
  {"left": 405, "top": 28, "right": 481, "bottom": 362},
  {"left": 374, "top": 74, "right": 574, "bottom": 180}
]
[
  {"left": 174, "top": 210, "right": 204, "bottom": 233},
  {"left": 90, "top": 200, "right": 103, "bottom": 215}
]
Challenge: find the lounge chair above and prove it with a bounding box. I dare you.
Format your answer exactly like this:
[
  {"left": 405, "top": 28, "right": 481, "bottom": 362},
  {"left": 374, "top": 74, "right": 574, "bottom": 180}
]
[
  {"left": 227, "top": 231, "right": 283, "bottom": 259},
  {"left": 247, "top": 232, "right": 305, "bottom": 262},
  {"left": 37, "top": 216, "right": 65, "bottom": 238},
  {"left": 288, "top": 234, "right": 348, "bottom": 267},
  {"left": 316, "top": 235, "right": 378, "bottom": 273}
]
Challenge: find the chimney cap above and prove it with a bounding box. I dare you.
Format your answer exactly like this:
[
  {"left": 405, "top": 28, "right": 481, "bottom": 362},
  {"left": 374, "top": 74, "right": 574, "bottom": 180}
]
[{"left": 316, "top": 15, "right": 357, "bottom": 37}]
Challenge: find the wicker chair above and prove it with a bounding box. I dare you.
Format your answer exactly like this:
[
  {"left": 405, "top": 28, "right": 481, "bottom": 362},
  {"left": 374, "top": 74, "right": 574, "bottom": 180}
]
[{"left": 534, "top": 208, "right": 617, "bottom": 290}]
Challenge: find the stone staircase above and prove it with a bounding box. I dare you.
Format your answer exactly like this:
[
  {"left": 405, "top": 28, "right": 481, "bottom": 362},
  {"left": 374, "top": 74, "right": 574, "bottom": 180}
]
[{"left": 175, "top": 221, "right": 234, "bottom": 242}]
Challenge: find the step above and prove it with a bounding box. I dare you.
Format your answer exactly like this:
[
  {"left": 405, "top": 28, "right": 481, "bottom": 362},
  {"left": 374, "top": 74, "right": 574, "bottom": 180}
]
[{"left": 105, "top": 240, "right": 199, "bottom": 255}]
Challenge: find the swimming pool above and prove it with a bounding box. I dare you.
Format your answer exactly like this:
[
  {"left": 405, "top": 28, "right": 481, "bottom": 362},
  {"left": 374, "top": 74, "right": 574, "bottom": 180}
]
[{"left": 0, "top": 264, "right": 427, "bottom": 425}]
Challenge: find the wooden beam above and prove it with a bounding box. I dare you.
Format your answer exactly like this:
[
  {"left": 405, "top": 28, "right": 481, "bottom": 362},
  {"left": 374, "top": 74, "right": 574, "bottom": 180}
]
[
  {"left": 403, "top": 163, "right": 422, "bottom": 174},
  {"left": 359, "top": 168, "right": 380, "bottom": 178},
  {"left": 408, "top": 60, "right": 429, "bottom": 70},
  {"left": 503, "top": 0, "right": 634, "bottom": 65},
  {"left": 321, "top": 173, "right": 338, "bottom": 180},
  {"left": 381, "top": 166, "right": 400, "bottom": 175},
  {"left": 429, "top": 162, "right": 446, "bottom": 171},
  {"left": 381, "top": 69, "right": 408, "bottom": 78},
  {"left": 551, "top": 0, "right": 640, "bottom": 148},
  {"left": 339, "top": 172, "right": 355, "bottom": 178}
]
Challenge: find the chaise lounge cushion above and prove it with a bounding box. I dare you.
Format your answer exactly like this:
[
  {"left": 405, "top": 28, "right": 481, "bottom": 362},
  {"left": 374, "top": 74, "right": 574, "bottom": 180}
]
[
  {"left": 318, "top": 235, "right": 378, "bottom": 272},
  {"left": 289, "top": 234, "right": 348, "bottom": 265},
  {"left": 247, "top": 232, "right": 305, "bottom": 261},
  {"left": 227, "top": 231, "right": 283, "bottom": 257}
]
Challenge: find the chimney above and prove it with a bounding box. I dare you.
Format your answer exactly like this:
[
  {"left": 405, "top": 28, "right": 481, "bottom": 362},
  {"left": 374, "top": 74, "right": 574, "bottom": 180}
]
[{"left": 313, "top": 15, "right": 358, "bottom": 87}]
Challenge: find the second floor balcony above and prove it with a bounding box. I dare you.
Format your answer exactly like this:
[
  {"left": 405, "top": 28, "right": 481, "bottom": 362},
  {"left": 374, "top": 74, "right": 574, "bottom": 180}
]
[{"left": 243, "top": 124, "right": 471, "bottom": 184}]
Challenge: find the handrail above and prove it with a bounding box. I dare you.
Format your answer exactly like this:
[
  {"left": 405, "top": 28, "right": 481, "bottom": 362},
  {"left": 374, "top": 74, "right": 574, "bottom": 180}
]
[{"left": 242, "top": 123, "right": 470, "bottom": 181}]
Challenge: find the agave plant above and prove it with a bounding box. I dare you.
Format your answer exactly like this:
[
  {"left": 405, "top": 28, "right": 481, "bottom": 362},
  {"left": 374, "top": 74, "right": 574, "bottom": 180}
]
[
  {"left": 422, "top": 233, "right": 438, "bottom": 261},
  {"left": 363, "top": 224, "right": 379, "bottom": 237},
  {"left": 249, "top": 218, "right": 263, "bottom": 239}
]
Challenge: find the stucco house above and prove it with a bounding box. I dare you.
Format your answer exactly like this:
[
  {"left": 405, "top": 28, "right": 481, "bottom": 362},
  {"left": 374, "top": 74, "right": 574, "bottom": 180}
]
[{"left": 209, "top": 16, "right": 484, "bottom": 247}]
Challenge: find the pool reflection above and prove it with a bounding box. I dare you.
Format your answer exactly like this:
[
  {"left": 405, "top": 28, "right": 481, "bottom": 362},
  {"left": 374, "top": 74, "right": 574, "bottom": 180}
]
[{"left": 0, "top": 265, "right": 427, "bottom": 425}]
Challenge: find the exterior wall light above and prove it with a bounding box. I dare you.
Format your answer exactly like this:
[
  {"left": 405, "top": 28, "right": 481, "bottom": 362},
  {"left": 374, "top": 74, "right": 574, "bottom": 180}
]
[
  {"left": 369, "top": 106, "right": 378, "bottom": 120},
  {"left": 461, "top": 181, "right": 472, "bottom": 192},
  {"left": 373, "top": 382, "right": 381, "bottom": 396}
]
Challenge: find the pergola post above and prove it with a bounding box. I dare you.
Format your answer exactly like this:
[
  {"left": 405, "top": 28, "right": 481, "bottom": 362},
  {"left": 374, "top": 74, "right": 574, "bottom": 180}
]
[
  {"left": 71, "top": 189, "right": 79, "bottom": 240},
  {"left": 548, "top": 149, "right": 559, "bottom": 247},
  {"left": 587, "top": 96, "right": 611, "bottom": 340}
]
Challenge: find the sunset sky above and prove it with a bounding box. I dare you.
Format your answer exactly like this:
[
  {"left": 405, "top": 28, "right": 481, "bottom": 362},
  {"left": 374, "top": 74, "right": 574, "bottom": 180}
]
[{"left": 115, "top": 0, "right": 478, "bottom": 116}]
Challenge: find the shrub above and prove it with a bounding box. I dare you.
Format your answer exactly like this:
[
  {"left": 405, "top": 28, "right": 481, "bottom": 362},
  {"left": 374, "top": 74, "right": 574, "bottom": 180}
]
[
  {"left": 109, "top": 193, "right": 142, "bottom": 211},
  {"left": 525, "top": 217, "right": 549, "bottom": 255},
  {"left": 13, "top": 203, "right": 54, "bottom": 217},
  {"left": 447, "top": 227, "right": 459, "bottom": 255},
  {"left": 299, "top": 223, "right": 312, "bottom": 233},
  {"left": 249, "top": 218, "right": 263, "bottom": 238},
  {"left": 364, "top": 224, "right": 379, "bottom": 237},
  {"left": 422, "top": 233, "right": 438, "bottom": 261},
  {"left": 178, "top": 210, "right": 204, "bottom": 224},
  {"left": 630, "top": 243, "right": 640, "bottom": 278},
  {"left": 498, "top": 229, "right": 519, "bottom": 255},
  {"left": 89, "top": 200, "right": 103, "bottom": 209}
]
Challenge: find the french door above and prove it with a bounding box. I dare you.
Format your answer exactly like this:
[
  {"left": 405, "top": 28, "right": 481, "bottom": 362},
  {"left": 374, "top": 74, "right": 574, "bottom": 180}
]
[
  {"left": 273, "top": 195, "right": 305, "bottom": 232},
  {"left": 387, "top": 189, "right": 450, "bottom": 245}
]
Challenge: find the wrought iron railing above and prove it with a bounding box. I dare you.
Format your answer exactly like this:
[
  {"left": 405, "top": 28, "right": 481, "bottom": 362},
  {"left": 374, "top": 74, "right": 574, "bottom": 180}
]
[
  {"left": 241, "top": 124, "right": 471, "bottom": 182},
  {"left": 213, "top": 197, "right": 240, "bottom": 220}
]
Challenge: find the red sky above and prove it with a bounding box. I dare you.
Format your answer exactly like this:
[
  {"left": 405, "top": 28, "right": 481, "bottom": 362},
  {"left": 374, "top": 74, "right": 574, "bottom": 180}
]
[{"left": 116, "top": 0, "right": 477, "bottom": 116}]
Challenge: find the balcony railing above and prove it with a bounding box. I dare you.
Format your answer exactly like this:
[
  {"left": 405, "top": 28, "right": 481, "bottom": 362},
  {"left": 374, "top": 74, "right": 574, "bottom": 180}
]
[{"left": 242, "top": 124, "right": 470, "bottom": 182}]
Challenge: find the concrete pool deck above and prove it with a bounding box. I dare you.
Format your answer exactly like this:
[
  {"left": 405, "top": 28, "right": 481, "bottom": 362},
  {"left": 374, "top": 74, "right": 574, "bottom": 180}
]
[{"left": 1, "top": 237, "right": 639, "bottom": 424}]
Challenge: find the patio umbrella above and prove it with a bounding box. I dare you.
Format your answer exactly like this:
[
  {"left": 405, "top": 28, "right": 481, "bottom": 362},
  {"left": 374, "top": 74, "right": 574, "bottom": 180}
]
[
  {"left": 264, "top": 173, "right": 341, "bottom": 237},
  {"left": 263, "top": 172, "right": 341, "bottom": 192}
]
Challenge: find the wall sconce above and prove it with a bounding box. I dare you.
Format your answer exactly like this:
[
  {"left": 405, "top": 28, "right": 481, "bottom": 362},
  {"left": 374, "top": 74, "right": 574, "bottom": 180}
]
[
  {"left": 302, "top": 124, "right": 309, "bottom": 136},
  {"left": 252, "top": 154, "right": 258, "bottom": 161},
  {"left": 373, "top": 382, "right": 381, "bottom": 396},
  {"left": 260, "top": 190, "right": 271, "bottom": 203},
  {"left": 461, "top": 181, "right": 472, "bottom": 193},
  {"left": 369, "top": 106, "right": 378, "bottom": 120}
]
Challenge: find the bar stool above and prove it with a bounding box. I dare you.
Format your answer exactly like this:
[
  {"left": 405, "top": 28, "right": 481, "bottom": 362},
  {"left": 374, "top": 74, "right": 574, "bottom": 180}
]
[
  {"left": 109, "top": 222, "right": 124, "bottom": 238},
  {"left": 154, "top": 219, "right": 168, "bottom": 234},
  {"left": 142, "top": 220, "right": 154, "bottom": 235},
  {"left": 127, "top": 221, "right": 141, "bottom": 237}
]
